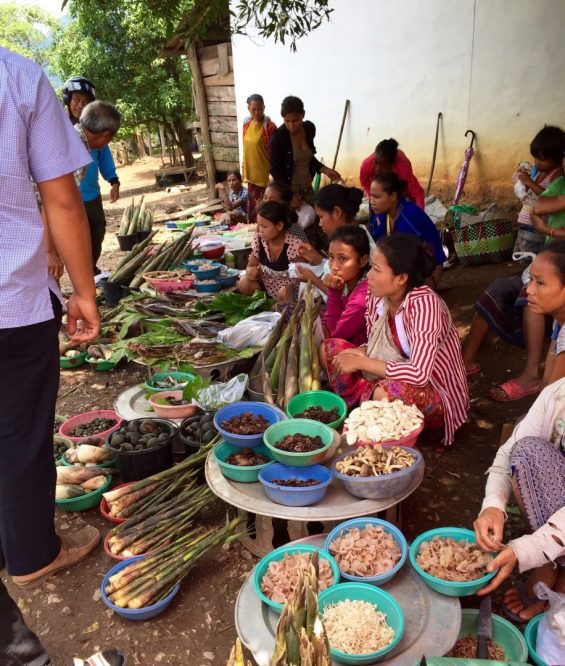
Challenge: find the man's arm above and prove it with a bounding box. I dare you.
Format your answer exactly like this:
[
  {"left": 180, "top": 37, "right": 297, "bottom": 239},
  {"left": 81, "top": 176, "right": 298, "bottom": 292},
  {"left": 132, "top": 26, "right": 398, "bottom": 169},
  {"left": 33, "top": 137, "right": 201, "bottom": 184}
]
[{"left": 534, "top": 195, "right": 565, "bottom": 215}]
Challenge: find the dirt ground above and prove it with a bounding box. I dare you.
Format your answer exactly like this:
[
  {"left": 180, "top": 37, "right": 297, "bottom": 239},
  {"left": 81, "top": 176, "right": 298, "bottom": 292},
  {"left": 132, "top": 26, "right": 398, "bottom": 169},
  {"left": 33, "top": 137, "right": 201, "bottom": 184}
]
[{"left": 3, "top": 158, "right": 539, "bottom": 665}]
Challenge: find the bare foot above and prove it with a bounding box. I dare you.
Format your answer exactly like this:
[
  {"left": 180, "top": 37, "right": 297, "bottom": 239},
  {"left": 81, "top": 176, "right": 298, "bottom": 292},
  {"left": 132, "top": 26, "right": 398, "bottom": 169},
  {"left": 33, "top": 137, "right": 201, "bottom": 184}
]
[{"left": 502, "top": 563, "right": 557, "bottom": 622}]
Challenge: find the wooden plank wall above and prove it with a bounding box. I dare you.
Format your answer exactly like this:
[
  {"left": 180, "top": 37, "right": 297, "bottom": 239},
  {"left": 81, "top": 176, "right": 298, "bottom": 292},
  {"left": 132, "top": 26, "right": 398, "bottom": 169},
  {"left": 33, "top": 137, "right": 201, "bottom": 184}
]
[{"left": 198, "top": 42, "right": 239, "bottom": 172}]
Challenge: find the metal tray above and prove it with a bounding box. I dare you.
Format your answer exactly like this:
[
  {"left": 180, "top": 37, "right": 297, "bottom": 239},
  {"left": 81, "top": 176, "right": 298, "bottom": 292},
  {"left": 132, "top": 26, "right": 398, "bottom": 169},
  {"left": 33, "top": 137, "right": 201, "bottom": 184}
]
[{"left": 235, "top": 534, "right": 461, "bottom": 666}]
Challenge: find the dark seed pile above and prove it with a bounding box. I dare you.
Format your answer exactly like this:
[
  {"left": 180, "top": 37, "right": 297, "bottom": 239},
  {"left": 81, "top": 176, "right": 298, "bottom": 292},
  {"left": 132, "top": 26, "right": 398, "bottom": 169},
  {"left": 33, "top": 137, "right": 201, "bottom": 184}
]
[
  {"left": 221, "top": 412, "right": 270, "bottom": 435},
  {"left": 275, "top": 434, "right": 324, "bottom": 453},
  {"left": 448, "top": 636, "right": 505, "bottom": 660},
  {"left": 164, "top": 397, "right": 190, "bottom": 406},
  {"left": 70, "top": 417, "right": 116, "bottom": 437},
  {"left": 295, "top": 406, "right": 339, "bottom": 424},
  {"left": 270, "top": 478, "right": 320, "bottom": 487}
]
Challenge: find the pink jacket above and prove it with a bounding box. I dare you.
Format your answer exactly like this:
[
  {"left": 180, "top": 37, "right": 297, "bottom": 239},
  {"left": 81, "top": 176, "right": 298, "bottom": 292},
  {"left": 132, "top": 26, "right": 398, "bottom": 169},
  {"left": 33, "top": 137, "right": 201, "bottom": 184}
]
[
  {"left": 323, "top": 279, "right": 368, "bottom": 346},
  {"left": 359, "top": 149, "right": 425, "bottom": 209}
]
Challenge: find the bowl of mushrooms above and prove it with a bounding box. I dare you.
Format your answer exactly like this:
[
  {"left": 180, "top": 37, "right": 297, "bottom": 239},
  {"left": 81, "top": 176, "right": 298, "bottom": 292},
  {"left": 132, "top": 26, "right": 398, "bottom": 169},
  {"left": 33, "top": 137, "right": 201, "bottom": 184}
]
[
  {"left": 332, "top": 444, "right": 424, "bottom": 500},
  {"left": 343, "top": 400, "right": 424, "bottom": 448}
]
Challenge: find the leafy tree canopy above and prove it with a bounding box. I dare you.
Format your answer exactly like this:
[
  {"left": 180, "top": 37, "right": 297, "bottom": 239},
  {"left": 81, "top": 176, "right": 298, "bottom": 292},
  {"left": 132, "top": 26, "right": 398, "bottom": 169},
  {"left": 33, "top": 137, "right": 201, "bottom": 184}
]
[{"left": 0, "top": 2, "right": 56, "bottom": 66}]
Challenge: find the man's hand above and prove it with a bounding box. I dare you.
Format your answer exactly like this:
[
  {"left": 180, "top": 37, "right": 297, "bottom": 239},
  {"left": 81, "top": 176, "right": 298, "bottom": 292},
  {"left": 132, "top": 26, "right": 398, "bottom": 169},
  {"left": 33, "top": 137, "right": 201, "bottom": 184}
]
[
  {"left": 473, "top": 507, "right": 505, "bottom": 552},
  {"left": 46, "top": 250, "right": 64, "bottom": 280},
  {"left": 298, "top": 242, "right": 323, "bottom": 265},
  {"left": 66, "top": 294, "right": 100, "bottom": 343},
  {"left": 477, "top": 547, "right": 517, "bottom": 595},
  {"left": 323, "top": 274, "right": 344, "bottom": 291},
  {"left": 110, "top": 183, "right": 120, "bottom": 203}
]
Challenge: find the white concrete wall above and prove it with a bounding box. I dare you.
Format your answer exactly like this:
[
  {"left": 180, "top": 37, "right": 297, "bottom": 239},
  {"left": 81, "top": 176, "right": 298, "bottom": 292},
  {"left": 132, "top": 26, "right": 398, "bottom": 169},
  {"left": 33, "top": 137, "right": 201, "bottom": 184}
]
[{"left": 231, "top": 0, "right": 565, "bottom": 201}]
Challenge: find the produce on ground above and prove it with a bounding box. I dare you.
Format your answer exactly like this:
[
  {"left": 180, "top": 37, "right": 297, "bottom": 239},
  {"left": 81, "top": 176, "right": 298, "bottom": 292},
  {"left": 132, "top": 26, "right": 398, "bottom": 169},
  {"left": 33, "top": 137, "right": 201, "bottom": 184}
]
[
  {"left": 109, "top": 420, "right": 170, "bottom": 452},
  {"left": 344, "top": 400, "right": 423, "bottom": 445},
  {"left": 151, "top": 375, "right": 190, "bottom": 390},
  {"left": 322, "top": 599, "right": 395, "bottom": 655},
  {"left": 181, "top": 412, "right": 217, "bottom": 446},
  {"left": 192, "top": 291, "right": 275, "bottom": 325},
  {"left": 118, "top": 196, "right": 154, "bottom": 237},
  {"left": 270, "top": 479, "right": 320, "bottom": 487},
  {"left": 295, "top": 406, "right": 339, "bottom": 424},
  {"left": 53, "top": 416, "right": 66, "bottom": 434},
  {"left": 335, "top": 446, "right": 415, "bottom": 477},
  {"left": 69, "top": 417, "right": 117, "bottom": 438},
  {"left": 448, "top": 635, "right": 506, "bottom": 660},
  {"left": 53, "top": 438, "right": 70, "bottom": 462},
  {"left": 65, "top": 443, "right": 113, "bottom": 465},
  {"left": 328, "top": 525, "right": 401, "bottom": 577},
  {"left": 221, "top": 412, "right": 270, "bottom": 435},
  {"left": 416, "top": 536, "right": 492, "bottom": 582},
  {"left": 87, "top": 343, "right": 114, "bottom": 361},
  {"left": 55, "top": 465, "right": 110, "bottom": 499},
  {"left": 63, "top": 349, "right": 82, "bottom": 358},
  {"left": 226, "top": 638, "right": 252, "bottom": 666},
  {"left": 275, "top": 434, "right": 324, "bottom": 453},
  {"left": 261, "top": 552, "right": 334, "bottom": 605},
  {"left": 225, "top": 449, "right": 270, "bottom": 466}
]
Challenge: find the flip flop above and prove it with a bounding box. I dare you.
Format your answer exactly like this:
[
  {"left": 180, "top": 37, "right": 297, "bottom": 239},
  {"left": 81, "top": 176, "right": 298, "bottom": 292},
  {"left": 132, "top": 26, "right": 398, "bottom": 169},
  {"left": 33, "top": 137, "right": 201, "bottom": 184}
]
[
  {"left": 501, "top": 576, "right": 546, "bottom": 623},
  {"left": 488, "top": 378, "right": 540, "bottom": 402},
  {"left": 466, "top": 364, "right": 481, "bottom": 377}
]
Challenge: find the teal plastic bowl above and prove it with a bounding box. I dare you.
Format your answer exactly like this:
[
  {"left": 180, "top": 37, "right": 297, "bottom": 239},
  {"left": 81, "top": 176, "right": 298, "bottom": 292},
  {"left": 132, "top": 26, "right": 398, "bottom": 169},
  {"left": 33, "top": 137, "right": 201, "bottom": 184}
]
[
  {"left": 459, "top": 609, "right": 528, "bottom": 663},
  {"left": 213, "top": 441, "right": 274, "bottom": 482},
  {"left": 253, "top": 544, "right": 339, "bottom": 613},
  {"left": 142, "top": 371, "right": 194, "bottom": 395},
  {"left": 286, "top": 390, "right": 347, "bottom": 430},
  {"left": 318, "top": 582, "right": 404, "bottom": 664},
  {"left": 56, "top": 474, "right": 112, "bottom": 512},
  {"left": 409, "top": 527, "right": 496, "bottom": 597},
  {"left": 263, "top": 419, "right": 335, "bottom": 467},
  {"left": 60, "top": 351, "right": 87, "bottom": 369},
  {"left": 525, "top": 613, "right": 548, "bottom": 666}
]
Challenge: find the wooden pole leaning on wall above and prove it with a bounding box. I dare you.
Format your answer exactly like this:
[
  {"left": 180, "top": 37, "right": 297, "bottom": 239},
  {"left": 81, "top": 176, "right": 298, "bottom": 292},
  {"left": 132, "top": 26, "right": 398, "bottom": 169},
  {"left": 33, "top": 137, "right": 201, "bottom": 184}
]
[
  {"left": 332, "top": 99, "right": 350, "bottom": 171},
  {"left": 187, "top": 43, "right": 216, "bottom": 195}
]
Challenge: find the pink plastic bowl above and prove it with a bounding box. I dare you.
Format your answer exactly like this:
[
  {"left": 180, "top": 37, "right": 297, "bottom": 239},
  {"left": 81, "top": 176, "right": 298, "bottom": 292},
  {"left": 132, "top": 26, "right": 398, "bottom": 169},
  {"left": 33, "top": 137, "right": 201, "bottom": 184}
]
[
  {"left": 350, "top": 424, "right": 424, "bottom": 449},
  {"left": 148, "top": 391, "right": 199, "bottom": 420},
  {"left": 144, "top": 275, "right": 194, "bottom": 293},
  {"left": 59, "top": 409, "right": 122, "bottom": 444}
]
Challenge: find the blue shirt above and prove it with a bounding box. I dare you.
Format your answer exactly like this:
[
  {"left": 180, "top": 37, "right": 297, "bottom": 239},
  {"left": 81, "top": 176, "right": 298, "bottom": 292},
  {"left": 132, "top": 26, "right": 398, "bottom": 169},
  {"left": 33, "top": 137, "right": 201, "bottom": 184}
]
[
  {"left": 80, "top": 144, "right": 117, "bottom": 202},
  {"left": 369, "top": 199, "right": 447, "bottom": 265}
]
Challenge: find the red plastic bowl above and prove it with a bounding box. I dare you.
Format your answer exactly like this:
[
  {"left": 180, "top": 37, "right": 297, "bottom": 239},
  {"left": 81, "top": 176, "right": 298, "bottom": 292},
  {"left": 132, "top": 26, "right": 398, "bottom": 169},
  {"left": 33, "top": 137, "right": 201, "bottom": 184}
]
[
  {"left": 104, "top": 531, "right": 130, "bottom": 561},
  {"left": 201, "top": 244, "right": 225, "bottom": 259},
  {"left": 59, "top": 409, "right": 122, "bottom": 444},
  {"left": 99, "top": 482, "right": 132, "bottom": 524},
  {"left": 351, "top": 424, "right": 424, "bottom": 449}
]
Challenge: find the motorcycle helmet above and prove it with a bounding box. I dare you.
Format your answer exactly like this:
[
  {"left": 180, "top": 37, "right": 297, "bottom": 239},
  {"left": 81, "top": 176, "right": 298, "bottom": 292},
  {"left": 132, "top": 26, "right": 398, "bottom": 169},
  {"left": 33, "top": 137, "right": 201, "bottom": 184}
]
[{"left": 62, "top": 76, "right": 96, "bottom": 106}]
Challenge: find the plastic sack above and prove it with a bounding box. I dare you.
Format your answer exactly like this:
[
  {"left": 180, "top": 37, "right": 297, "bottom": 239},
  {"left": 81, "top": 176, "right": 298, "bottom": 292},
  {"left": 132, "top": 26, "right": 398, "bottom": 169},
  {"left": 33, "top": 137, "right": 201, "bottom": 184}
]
[
  {"left": 217, "top": 312, "right": 281, "bottom": 351},
  {"left": 424, "top": 195, "right": 448, "bottom": 226},
  {"left": 195, "top": 373, "right": 248, "bottom": 411},
  {"left": 288, "top": 262, "right": 326, "bottom": 280},
  {"left": 534, "top": 581, "right": 565, "bottom": 665}
]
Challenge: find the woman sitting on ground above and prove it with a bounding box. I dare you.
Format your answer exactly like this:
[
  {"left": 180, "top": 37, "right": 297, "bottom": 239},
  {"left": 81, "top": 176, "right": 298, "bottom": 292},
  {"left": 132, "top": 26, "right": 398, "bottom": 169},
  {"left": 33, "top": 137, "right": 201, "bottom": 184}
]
[
  {"left": 238, "top": 201, "right": 302, "bottom": 299},
  {"left": 325, "top": 234, "right": 469, "bottom": 446},
  {"left": 369, "top": 172, "right": 445, "bottom": 288},
  {"left": 262, "top": 181, "right": 309, "bottom": 242},
  {"left": 215, "top": 170, "right": 248, "bottom": 224}
]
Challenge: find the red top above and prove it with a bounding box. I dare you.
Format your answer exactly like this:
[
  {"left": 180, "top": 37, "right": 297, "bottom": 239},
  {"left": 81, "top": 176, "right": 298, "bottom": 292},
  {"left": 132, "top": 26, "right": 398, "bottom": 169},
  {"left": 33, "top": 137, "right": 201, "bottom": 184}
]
[
  {"left": 323, "top": 279, "right": 369, "bottom": 346},
  {"left": 359, "top": 149, "right": 425, "bottom": 209}
]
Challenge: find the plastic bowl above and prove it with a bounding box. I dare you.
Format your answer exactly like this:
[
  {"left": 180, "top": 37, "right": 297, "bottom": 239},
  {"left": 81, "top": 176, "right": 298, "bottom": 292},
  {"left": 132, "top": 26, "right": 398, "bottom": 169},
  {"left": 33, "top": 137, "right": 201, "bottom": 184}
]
[
  {"left": 181, "top": 259, "right": 205, "bottom": 272},
  {"left": 193, "top": 264, "right": 221, "bottom": 280},
  {"left": 253, "top": 544, "right": 339, "bottom": 613},
  {"left": 101, "top": 555, "right": 179, "bottom": 620},
  {"left": 148, "top": 390, "right": 199, "bottom": 419},
  {"left": 175, "top": 220, "right": 195, "bottom": 230},
  {"left": 324, "top": 518, "right": 408, "bottom": 586},
  {"left": 194, "top": 280, "right": 222, "bottom": 293},
  {"left": 458, "top": 608, "right": 528, "bottom": 663},
  {"left": 258, "top": 463, "right": 332, "bottom": 506},
  {"left": 99, "top": 482, "right": 132, "bottom": 523},
  {"left": 61, "top": 443, "right": 116, "bottom": 469},
  {"left": 216, "top": 271, "right": 239, "bottom": 287},
  {"left": 201, "top": 244, "right": 225, "bottom": 259},
  {"left": 86, "top": 356, "right": 116, "bottom": 371},
  {"left": 142, "top": 371, "right": 194, "bottom": 395},
  {"left": 214, "top": 402, "right": 286, "bottom": 448},
  {"left": 59, "top": 409, "right": 122, "bottom": 444},
  {"left": 332, "top": 445, "right": 424, "bottom": 500},
  {"left": 104, "top": 531, "right": 130, "bottom": 561},
  {"left": 524, "top": 613, "right": 547, "bottom": 666},
  {"left": 56, "top": 474, "right": 113, "bottom": 512},
  {"left": 351, "top": 423, "right": 425, "bottom": 449},
  {"left": 60, "top": 351, "right": 87, "bottom": 369},
  {"left": 213, "top": 442, "right": 274, "bottom": 482},
  {"left": 145, "top": 275, "right": 194, "bottom": 293},
  {"left": 318, "top": 583, "right": 404, "bottom": 664},
  {"left": 287, "top": 391, "right": 348, "bottom": 430},
  {"left": 409, "top": 527, "right": 497, "bottom": 597},
  {"left": 263, "top": 419, "right": 336, "bottom": 467},
  {"left": 165, "top": 221, "right": 178, "bottom": 229}
]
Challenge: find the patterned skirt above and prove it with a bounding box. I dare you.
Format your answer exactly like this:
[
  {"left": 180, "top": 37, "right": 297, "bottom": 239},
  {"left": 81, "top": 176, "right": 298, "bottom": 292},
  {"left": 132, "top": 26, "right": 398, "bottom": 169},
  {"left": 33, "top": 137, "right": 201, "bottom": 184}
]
[{"left": 474, "top": 275, "right": 526, "bottom": 347}]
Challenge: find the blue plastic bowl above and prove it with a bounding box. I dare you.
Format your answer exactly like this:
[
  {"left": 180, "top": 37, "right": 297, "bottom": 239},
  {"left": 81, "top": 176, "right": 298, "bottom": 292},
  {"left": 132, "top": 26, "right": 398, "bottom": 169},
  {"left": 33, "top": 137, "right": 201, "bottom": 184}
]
[
  {"left": 318, "top": 583, "right": 405, "bottom": 664},
  {"left": 409, "top": 527, "right": 496, "bottom": 597},
  {"left": 195, "top": 218, "right": 209, "bottom": 227},
  {"left": 253, "top": 544, "right": 339, "bottom": 613},
  {"left": 165, "top": 221, "right": 178, "bottom": 229},
  {"left": 181, "top": 259, "right": 202, "bottom": 272},
  {"left": 258, "top": 463, "right": 332, "bottom": 506},
  {"left": 194, "top": 280, "right": 222, "bottom": 293},
  {"left": 214, "top": 402, "right": 286, "bottom": 448},
  {"left": 324, "top": 518, "right": 408, "bottom": 585},
  {"left": 101, "top": 556, "right": 180, "bottom": 620},
  {"left": 525, "top": 613, "right": 548, "bottom": 666},
  {"left": 213, "top": 441, "right": 274, "bottom": 482},
  {"left": 217, "top": 271, "right": 239, "bottom": 287},
  {"left": 193, "top": 264, "right": 221, "bottom": 280}
]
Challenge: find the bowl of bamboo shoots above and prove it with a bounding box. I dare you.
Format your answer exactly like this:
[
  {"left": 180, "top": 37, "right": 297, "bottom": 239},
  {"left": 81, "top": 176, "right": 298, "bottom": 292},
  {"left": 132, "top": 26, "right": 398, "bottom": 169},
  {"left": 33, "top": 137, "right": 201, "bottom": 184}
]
[
  {"left": 99, "top": 482, "right": 132, "bottom": 523},
  {"left": 55, "top": 466, "right": 113, "bottom": 512},
  {"left": 61, "top": 438, "right": 116, "bottom": 468}
]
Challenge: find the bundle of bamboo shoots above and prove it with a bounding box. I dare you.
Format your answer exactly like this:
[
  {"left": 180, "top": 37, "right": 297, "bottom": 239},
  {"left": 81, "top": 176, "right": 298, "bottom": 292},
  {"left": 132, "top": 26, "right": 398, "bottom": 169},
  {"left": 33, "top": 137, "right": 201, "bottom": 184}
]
[
  {"left": 118, "top": 197, "right": 154, "bottom": 237},
  {"left": 227, "top": 639, "right": 252, "bottom": 666}
]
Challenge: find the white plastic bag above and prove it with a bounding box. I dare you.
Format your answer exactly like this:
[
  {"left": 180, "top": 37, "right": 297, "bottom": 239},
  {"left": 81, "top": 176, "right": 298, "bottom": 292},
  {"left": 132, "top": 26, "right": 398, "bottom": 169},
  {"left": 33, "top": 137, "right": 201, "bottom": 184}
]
[
  {"left": 217, "top": 312, "right": 281, "bottom": 351},
  {"left": 195, "top": 373, "right": 248, "bottom": 411},
  {"left": 534, "top": 582, "right": 565, "bottom": 665}
]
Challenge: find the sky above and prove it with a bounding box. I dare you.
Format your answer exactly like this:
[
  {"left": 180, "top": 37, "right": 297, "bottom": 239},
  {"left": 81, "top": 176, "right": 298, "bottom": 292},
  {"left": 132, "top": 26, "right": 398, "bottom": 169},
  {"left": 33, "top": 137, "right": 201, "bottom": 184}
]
[{"left": 14, "top": 0, "right": 66, "bottom": 17}]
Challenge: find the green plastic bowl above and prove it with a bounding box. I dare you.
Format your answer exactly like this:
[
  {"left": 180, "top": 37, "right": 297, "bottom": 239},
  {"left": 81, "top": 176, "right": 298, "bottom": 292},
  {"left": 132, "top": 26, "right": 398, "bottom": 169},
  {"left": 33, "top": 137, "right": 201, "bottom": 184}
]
[
  {"left": 409, "top": 527, "right": 496, "bottom": 597},
  {"left": 263, "top": 419, "right": 335, "bottom": 467},
  {"left": 458, "top": 609, "right": 528, "bottom": 662},
  {"left": 141, "top": 371, "right": 194, "bottom": 395},
  {"left": 318, "top": 582, "right": 404, "bottom": 664},
  {"left": 61, "top": 447, "right": 116, "bottom": 469},
  {"left": 286, "top": 391, "right": 347, "bottom": 430},
  {"left": 86, "top": 356, "right": 116, "bottom": 371},
  {"left": 252, "top": 544, "right": 340, "bottom": 613},
  {"left": 525, "top": 613, "right": 548, "bottom": 666},
  {"left": 213, "top": 441, "right": 274, "bottom": 482},
  {"left": 175, "top": 220, "right": 195, "bottom": 230},
  {"left": 55, "top": 474, "right": 112, "bottom": 512},
  {"left": 60, "top": 351, "right": 87, "bottom": 369}
]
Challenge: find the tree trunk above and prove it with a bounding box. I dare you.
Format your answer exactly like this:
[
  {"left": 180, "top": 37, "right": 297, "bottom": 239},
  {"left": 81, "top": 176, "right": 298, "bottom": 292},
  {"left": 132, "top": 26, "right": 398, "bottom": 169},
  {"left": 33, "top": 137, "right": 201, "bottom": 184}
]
[{"left": 174, "top": 118, "right": 195, "bottom": 169}]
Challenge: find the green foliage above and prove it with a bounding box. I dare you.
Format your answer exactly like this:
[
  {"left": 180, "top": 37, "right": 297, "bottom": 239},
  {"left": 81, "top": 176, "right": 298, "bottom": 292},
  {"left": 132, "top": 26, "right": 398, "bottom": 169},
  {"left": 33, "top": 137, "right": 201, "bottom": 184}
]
[{"left": 0, "top": 2, "right": 56, "bottom": 66}]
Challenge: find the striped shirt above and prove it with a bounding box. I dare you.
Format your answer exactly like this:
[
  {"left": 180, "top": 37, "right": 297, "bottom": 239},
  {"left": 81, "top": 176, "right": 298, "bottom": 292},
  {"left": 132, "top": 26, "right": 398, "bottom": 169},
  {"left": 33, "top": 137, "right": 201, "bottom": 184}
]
[{"left": 366, "top": 286, "right": 469, "bottom": 445}]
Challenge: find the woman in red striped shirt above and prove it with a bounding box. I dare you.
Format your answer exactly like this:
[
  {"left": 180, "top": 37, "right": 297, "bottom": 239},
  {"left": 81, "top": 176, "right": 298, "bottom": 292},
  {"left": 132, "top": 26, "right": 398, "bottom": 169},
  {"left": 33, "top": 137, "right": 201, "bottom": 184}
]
[{"left": 326, "top": 234, "right": 469, "bottom": 445}]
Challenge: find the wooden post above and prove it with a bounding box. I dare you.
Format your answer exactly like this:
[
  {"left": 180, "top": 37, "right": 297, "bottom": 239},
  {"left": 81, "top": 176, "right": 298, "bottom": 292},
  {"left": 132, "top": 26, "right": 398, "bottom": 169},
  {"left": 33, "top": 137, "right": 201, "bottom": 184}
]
[
  {"left": 187, "top": 43, "right": 216, "bottom": 195},
  {"left": 158, "top": 125, "right": 166, "bottom": 166}
]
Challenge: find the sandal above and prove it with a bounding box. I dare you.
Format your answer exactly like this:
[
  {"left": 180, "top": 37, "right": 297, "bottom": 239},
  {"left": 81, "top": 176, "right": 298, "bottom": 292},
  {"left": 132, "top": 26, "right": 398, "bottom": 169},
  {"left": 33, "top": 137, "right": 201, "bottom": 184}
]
[
  {"left": 488, "top": 378, "right": 540, "bottom": 402},
  {"left": 501, "top": 576, "right": 547, "bottom": 623},
  {"left": 466, "top": 364, "right": 481, "bottom": 377}
]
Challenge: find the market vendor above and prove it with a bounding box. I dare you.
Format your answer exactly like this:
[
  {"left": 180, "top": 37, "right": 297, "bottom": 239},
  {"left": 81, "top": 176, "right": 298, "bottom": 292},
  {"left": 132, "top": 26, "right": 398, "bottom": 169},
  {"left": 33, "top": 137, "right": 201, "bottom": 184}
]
[
  {"left": 473, "top": 378, "right": 565, "bottom": 620},
  {"left": 325, "top": 234, "right": 469, "bottom": 446}
]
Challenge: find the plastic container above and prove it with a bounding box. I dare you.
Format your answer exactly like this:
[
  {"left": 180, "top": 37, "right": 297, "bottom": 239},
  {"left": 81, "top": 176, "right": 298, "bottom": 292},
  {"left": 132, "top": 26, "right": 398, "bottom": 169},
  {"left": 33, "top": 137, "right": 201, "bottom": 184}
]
[
  {"left": 181, "top": 259, "right": 205, "bottom": 272},
  {"left": 144, "top": 272, "right": 194, "bottom": 293},
  {"left": 104, "top": 531, "right": 130, "bottom": 561},
  {"left": 107, "top": 419, "right": 175, "bottom": 482},
  {"left": 100, "top": 279, "right": 126, "bottom": 306},
  {"left": 253, "top": 544, "right": 340, "bottom": 613},
  {"left": 409, "top": 527, "right": 496, "bottom": 597},
  {"left": 317, "top": 583, "right": 405, "bottom": 664},
  {"left": 263, "top": 419, "right": 335, "bottom": 467},
  {"left": 258, "top": 463, "right": 332, "bottom": 506},
  {"left": 165, "top": 221, "right": 178, "bottom": 229},
  {"left": 193, "top": 264, "right": 221, "bottom": 280},
  {"left": 324, "top": 518, "right": 408, "bottom": 586},
  {"left": 214, "top": 402, "right": 286, "bottom": 448},
  {"left": 101, "top": 555, "right": 179, "bottom": 620},
  {"left": 116, "top": 234, "right": 138, "bottom": 251},
  {"left": 231, "top": 247, "right": 252, "bottom": 270},
  {"left": 137, "top": 230, "right": 151, "bottom": 243},
  {"left": 201, "top": 243, "right": 225, "bottom": 259},
  {"left": 148, "top": 390, "right": 199, "bottom": 419},
  {"left": 61, "top": 447, "right": 116, "bottom": 469},
  {"left": 60, "top": 351, "right": 88, "bottom": 369},
  {"left": 287, "top": 391, "right": 347, "bottom": 430},
  {"left": 53, "top": 434, "right": 73, "bottom": 464},
  {"left": 86, "top": 357, "right": 116, "bottom": 371},
  {"left": 142, "top": 372, "right": 194, "bottom": 395},
  {"left": 175, "top": 220, "right": 195, "bottom": 231},
  {"left": 213, "top": 442, "right": 274, "bottom": 483},
  {"left": 216, "top": 271, "right": 239, "bottom": 287},
  {"left": 100, "top": 482, "right": 132, "bottom": 523},
  {"left": 458, "top": 608, "right": 528, "bottom": 663},
  {"left": 350, "top": 424, "right": 425, "bottom": 449},
  {"left": 56, "top": 474, "right": 112, "bottom": 512},
  {"left": 525, "top": 613, "right": 548, "bottom": 666},
  {"left": 59, "top": 409, "right": 122, "bottom": 444},
  {"left": 194, "top": 280, "right": 222, "bottom": 293}
]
